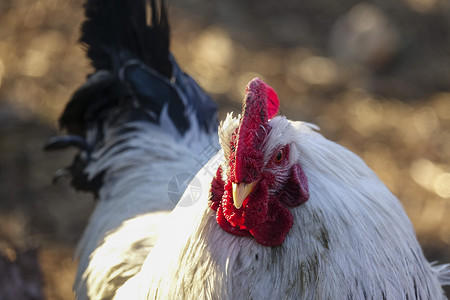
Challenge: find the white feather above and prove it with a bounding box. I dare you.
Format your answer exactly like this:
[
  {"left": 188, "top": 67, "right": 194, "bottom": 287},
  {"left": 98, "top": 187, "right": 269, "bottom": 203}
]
[
  {"left": 74, "top": 118, "right": 218, "bottom": 299},
  {"left": 117, "top": 118, "right": 449, "bottom": 299}
]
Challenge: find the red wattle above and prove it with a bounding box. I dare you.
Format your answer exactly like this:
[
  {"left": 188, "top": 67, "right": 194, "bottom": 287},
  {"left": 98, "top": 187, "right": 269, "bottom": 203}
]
[{"left": 249, "top": 197, "right": 293, "bottom": 246}]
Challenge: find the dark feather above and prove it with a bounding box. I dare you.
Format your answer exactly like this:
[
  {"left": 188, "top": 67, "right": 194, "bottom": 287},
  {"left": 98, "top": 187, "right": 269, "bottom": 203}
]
[
  {"left": 47, "top": 0, "right": 217, "bottom": 195},
  {"left": 44, "top": 135, "right": 89, "bottom": 151},
  {"left": 59, "top": 0, "right": 216, "bottom": 137},
  {"left": 81, "top": 0, "right": 171, "bottom": 77}
]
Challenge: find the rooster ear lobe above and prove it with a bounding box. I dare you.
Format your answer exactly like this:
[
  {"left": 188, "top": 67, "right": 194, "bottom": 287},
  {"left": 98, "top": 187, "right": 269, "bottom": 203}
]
[
  {"left": 264, "top": 83, "right": 279, "bottom": 119},
  {"left": 280, "top": 164, "right": 309, "bottom": 207}
]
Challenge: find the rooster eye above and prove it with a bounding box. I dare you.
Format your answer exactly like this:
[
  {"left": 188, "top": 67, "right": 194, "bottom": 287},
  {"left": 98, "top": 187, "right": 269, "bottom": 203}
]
[{"left": 274, "top": 150, "right": 283, "bottom": 163}]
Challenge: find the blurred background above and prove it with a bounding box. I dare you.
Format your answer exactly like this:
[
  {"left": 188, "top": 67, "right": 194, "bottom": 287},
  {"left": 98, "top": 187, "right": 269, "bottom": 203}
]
[{"left": 0, "top": 0, "right": 449, "bottom": 298}]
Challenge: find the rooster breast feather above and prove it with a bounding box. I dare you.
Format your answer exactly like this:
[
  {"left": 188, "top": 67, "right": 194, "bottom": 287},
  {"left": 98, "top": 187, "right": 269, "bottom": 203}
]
[{"left": 117, "top": 114, "right": 449, "bottom": 299}]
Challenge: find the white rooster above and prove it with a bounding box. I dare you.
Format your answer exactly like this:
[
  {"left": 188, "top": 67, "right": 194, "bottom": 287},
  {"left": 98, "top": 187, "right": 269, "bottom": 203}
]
[
  {"left": 47, "top": 0, "right": 450, "bottom": 299},
  {"left": 116, "top": 77, "right": 450, "bottom": 299},
  {"left": 46, "top": 0, "right": 218, "bottom": 298}
]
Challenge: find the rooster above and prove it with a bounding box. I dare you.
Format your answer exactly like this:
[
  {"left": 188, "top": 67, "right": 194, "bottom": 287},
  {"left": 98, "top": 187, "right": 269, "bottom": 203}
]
[
  {"left": 45, "top": 0, "right": 218, "bottom": 299},
  {"left": 116, "top": 78, "right": 450, "bottom": 299},
  {"left": 47, "top": 0, "right": 450, "bottom": 299}
]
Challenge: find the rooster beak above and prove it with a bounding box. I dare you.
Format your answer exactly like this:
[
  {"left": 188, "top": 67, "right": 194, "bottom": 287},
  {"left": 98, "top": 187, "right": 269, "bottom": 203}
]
[{"left": 232, "top": 182, "right": 257, "bottom": 209}]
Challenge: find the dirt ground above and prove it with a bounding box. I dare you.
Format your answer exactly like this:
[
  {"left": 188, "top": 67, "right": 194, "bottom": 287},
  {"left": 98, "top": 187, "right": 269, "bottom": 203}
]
[{"left": 0, "top": 0, "right": 449, "bottom": 298}]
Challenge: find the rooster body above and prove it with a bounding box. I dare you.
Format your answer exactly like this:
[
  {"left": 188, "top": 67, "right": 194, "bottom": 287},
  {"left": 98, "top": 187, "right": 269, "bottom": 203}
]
[
  {"left": 118, "top": 104, "right": 450, "bottom": 299},
  {"left": 48, "top": 0, "right": 450, "bottom": 298}
]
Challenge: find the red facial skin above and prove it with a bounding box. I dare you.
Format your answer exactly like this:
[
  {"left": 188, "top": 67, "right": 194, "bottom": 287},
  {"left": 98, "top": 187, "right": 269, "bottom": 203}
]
[{"left": 208, "top": 78, "right": 309, "bottom": 247}]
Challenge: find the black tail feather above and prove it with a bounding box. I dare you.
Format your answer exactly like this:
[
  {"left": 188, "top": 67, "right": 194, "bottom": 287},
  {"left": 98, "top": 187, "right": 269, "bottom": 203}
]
[
  {"left": 59, "top": 0, "right": 173, "bottom": 135},
  {"left": 47, "top": 0, "right": 218, "bottom": 195},
  {"left": 81, "top": 0, "right": 171, "bottom": 77},
  {"left": 44, "top": 135, "right": 89, "bottom": 151},
  {"left": 58, "top": 0, "right": 217, "bottom": 137}
]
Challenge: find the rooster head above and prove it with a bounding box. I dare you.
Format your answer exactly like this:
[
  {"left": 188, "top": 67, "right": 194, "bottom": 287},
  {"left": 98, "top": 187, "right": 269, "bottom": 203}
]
[{"left": 209, "top": 78, "right": 309, "bottom": 246}]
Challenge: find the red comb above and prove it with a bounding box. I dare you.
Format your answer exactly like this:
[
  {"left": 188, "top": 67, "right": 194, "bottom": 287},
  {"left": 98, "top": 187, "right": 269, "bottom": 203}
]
[
  {"left": 245, "top": 78, "right": 279, "bottom": 119},
  {"left": 265, "top": 82, "right": 279, "bottom": 119},
  {"left": 230, "top": 78, "right": 279, "bottom": 183}
]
